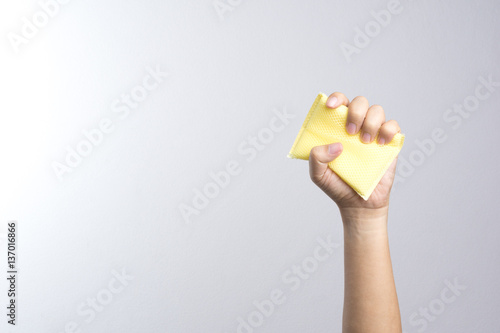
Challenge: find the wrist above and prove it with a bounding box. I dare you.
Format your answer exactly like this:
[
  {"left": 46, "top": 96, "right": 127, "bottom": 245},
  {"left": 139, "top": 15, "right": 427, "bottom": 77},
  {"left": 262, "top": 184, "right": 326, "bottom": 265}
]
[{"left": 340, "top": 206, "right": 389, "bottom": 235}]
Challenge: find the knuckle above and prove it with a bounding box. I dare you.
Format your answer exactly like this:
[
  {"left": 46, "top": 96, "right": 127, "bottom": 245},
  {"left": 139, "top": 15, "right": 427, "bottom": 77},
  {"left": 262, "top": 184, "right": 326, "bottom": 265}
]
[
  {"left": 309, "top": 146, "right": 320, "bottom": 159},
  {"left": 387, "top": 119, "right": 399, "bottom": 126},
  {"left": 369, "top": 104, "right": 385, "bottom": 114},
  {"left": 390, "top": 121, "right": 401, "bottom": 132},
  {"left": 310, "top": 173, "right": 320, "bottom": 184},
  {"left": 331, "top": 92, "right": 349, "bottom": 105},
  {"left": 367, "top": 107, "right": 386, "bottom": 121},
  {"left": 382, "top": 119, "right": 396, "bottom": 129},
  {"left": 333, "top": 91, "right": 346, "bottom": 99},
  {"left": 353, "top": 95, "right": 368, "bottom": 104},
  {"left": 380, "top": 122, "right": 400, "bottom": 137}
]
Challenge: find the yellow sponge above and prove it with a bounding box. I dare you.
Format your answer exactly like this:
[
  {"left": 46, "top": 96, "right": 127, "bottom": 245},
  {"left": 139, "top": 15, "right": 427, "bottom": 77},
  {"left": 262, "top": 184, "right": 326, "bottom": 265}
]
[{"left": 288, "top": 93, "right": 405, "bottom": 200}]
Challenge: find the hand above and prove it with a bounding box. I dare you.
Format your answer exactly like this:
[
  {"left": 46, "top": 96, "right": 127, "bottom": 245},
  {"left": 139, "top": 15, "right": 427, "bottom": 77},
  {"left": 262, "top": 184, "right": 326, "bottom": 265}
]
[{"left": 308, "top": 92, "right": 402, "bottom": 219}]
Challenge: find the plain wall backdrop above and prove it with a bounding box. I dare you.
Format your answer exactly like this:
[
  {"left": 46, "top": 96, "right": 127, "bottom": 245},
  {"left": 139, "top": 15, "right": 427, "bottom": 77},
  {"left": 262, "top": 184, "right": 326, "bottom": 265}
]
[{"left": 1, "top": 0, "right": 499, "bottom": 332}]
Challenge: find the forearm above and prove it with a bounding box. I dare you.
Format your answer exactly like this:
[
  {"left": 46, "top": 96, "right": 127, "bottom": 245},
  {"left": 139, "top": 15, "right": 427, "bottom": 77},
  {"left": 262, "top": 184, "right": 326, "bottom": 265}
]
[{"left": 340, "top": 207, "right": 401, "bottom": 333}]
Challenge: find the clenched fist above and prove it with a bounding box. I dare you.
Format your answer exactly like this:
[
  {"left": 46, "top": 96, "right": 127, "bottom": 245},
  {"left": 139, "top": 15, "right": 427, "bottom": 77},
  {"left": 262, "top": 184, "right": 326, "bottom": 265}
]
[{"left": 308, "top": 92, "right": 402, "bottom": 217}]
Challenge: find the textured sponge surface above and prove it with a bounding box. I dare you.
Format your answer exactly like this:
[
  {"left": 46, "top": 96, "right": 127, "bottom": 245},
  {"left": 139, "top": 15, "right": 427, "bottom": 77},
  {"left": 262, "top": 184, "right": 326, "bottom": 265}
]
[{"left": 288, "top": 93, "right": 405, "bottom": 200}]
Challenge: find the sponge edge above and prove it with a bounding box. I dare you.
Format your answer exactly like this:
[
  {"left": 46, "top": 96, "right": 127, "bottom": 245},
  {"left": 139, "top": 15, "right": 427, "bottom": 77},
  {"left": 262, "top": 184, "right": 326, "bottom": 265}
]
[{"left": 288, "top": 93, "right": 405, "bottom": 200}]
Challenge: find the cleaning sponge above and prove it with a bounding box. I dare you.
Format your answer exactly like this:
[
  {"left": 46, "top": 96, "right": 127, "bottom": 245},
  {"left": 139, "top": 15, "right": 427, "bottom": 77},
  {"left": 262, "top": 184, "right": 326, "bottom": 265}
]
[{"left": 288, "top": 93, "right": 405, "bottom": 200}]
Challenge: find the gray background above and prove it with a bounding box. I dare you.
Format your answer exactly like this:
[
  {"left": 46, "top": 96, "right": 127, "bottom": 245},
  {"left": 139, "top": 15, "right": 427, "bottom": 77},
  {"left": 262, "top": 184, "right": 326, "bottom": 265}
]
[{"left": 1, "top": 0, "right": 499, "bottom": 332}]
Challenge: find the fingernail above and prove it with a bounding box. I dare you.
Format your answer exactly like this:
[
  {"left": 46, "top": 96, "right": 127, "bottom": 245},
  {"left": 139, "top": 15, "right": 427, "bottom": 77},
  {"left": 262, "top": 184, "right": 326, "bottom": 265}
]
[
  {"left": 378, "top": 137, "right": 386, "bottom": 145},
  {"left": 326, "top": 96, "right": 338, "bottom": 108},
  {"left": 346, "top": 123, "right": 356, "bottom": 135},
  {"left": 328, "top": 143, "right": 342, "bottom": 155},
  {"left": 362, "top": 132, "right": 371, "bottom": 143}
]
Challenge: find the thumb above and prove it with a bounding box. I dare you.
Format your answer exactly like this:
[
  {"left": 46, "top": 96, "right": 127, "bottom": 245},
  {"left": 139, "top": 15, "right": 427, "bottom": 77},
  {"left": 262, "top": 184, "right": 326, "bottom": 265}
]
[{"left": 309, "top": 143, "right": 343, "bottom": 185}]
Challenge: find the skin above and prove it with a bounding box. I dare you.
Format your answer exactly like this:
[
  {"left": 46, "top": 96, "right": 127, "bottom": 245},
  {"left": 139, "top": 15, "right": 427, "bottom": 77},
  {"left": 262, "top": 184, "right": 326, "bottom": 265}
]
[{"left": 309, "top": 92, "right": 402, "bottom": 333}]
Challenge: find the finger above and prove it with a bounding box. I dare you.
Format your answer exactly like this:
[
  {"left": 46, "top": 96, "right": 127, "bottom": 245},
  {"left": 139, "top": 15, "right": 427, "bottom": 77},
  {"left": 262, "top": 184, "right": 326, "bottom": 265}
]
[
  {"left": 326, "top": 92, "right": 350, "bottom": 109},
  {"left": 360, "top": 105, "right": 386, "bottom": 143},
  {"left": 377, "top": 120, "right": 401, "bottom": 145},
  {"left": 309, "top": 143, "right": 343, "bottom": 185},
  {"left": 346, "top": 96, "right": 369, "bottom": 135}
]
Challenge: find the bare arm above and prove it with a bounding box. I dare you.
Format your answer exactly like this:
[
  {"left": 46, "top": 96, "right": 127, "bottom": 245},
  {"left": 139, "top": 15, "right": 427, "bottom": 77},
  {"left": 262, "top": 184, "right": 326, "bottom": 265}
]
[
  {"left": 308, "top": 92, "right": 402, "bottom": 333},
  {"left": 341, "top": 207, "right": 401, "bottom": 332}
]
